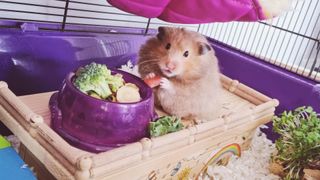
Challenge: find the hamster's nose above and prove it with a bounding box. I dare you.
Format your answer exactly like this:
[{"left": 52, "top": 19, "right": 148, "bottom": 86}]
[{"left": 166, "top": 62, "right": 176, "bottom": 71}]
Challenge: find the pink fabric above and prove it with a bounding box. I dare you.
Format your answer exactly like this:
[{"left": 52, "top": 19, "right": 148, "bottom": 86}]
[{"left": 107, "top": 0, "right": 266, "bottom": 24}]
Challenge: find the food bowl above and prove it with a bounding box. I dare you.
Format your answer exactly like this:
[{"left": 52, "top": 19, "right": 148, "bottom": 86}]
[{"left": 49, "top": 69, "right": 156, "bottom": 153}]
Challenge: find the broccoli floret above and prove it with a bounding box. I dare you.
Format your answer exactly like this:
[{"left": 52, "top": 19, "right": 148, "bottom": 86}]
[
  {"left": 74, "top": 62, "right": 112, "bottom": 99},
  {"left": 107, "top": 73, "right": 124, "bottom": 92}
]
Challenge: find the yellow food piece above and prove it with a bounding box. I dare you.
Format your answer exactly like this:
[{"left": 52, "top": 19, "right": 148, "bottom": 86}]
[
  {"left": 124, "top": 83, "right": 139, "bottom": 90},
  {"left": 116, "top": 84, "right": 141, "bottom": 103}
]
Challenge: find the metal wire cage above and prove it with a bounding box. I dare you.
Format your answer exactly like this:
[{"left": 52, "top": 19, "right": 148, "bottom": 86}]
[{"left": 0, "top": 0, "right": 319, "bottom": 81}]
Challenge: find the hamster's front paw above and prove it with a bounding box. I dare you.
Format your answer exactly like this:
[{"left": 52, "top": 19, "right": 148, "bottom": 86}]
[{"left": 160, "top": 78, "right": 175, "bottom": 93}]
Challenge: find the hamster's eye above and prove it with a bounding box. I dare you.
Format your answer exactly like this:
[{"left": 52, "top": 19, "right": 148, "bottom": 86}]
[
  {"left": 183, "top": 51, "right": 189, "bottom": 57},
  {"left": 165, "top": 43, "right": 171, "bottom": 50}
]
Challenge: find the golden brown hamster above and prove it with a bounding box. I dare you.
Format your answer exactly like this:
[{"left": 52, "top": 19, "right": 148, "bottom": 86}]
[{"left": 138, "top": 27, "right": 222, "bottom": 122}]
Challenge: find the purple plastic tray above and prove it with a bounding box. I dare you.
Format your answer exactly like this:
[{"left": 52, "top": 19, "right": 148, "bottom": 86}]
[{"left": 1, "top": 21, "right": 319, "bottom": 141}]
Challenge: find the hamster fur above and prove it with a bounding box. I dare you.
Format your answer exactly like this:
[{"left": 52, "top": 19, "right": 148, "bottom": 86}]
[{"left": 138, "top": 27, "right": 222, "bottom": 122}]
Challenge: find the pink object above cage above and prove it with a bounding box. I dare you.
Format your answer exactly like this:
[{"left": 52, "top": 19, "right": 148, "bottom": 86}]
[{"left": 107, "top": 0, "right": 271, "bottom": 23}]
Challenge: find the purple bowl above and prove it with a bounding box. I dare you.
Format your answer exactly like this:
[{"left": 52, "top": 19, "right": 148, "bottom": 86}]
[{"left": 49, "top": 69, "right": 156, "bottom": 153}]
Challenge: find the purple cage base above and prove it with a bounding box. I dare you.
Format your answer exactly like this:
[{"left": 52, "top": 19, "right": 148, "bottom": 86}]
[{"left": 0, "top": 20, "right": 319, "bottom": 141}]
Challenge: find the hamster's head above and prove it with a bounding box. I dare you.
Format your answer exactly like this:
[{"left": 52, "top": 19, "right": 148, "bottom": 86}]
[{"left": 146, "top": 27, "right": 213, "bottom": 79}]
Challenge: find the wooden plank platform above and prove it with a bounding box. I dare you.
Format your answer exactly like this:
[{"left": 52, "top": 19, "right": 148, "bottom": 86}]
[{"left": 0, "top": 75, "right": 279, "bottom": 180}]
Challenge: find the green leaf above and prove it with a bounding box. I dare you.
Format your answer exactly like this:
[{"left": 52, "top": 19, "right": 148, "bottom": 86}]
[{"left": 149, "top": 116, "right": 184, "bottom": 137}]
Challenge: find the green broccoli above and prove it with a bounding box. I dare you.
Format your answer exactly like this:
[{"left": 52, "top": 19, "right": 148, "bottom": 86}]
[
  {"left": 107, "top": 74, "right": 124, "bottom": 92},
  {"left": 74, "top": 62, "right": 112, "bottom": 99}
]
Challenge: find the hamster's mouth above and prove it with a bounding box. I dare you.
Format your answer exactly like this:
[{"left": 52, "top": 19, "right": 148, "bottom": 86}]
[
  {"left": 163, "top": 69, "right": 172, "bottom": 74},
  {"left": 161, "top": 69, "right": 176, "bottom": 78}
]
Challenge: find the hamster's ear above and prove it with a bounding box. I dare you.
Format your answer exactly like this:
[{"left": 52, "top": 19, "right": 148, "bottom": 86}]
[
  {"left": 157, "top": 26, "right": 166, "bottom": 41},
  {"left": 198, "top": 43, "right": 212, "bottom": 55}
]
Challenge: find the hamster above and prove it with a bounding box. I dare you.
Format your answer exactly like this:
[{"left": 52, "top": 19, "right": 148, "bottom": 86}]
[{"left": 138, "top": 27, "right": 222, "bottom": 123}]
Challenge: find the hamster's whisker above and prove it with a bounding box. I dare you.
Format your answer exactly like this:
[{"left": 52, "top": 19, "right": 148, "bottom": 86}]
[
  {"left": 137, "top": 62, "right": 157, "bottom": 66},
  {"left": 137, "top": 60, "right": 159, "bottom": 66},
  {"left": 138, "top": 59, "right": 159, "bottom": 63}
]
